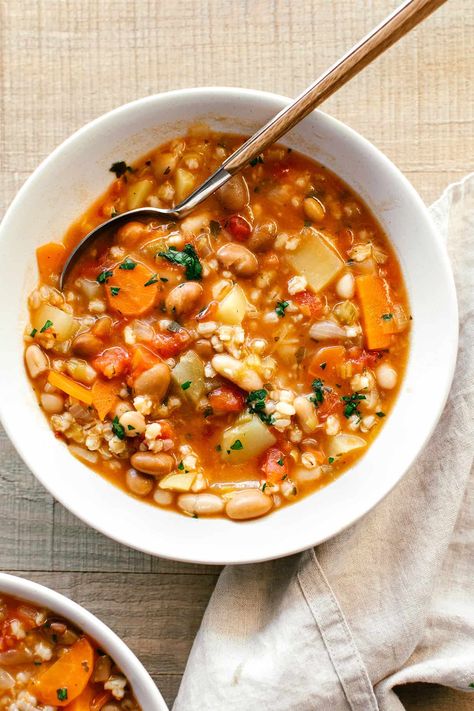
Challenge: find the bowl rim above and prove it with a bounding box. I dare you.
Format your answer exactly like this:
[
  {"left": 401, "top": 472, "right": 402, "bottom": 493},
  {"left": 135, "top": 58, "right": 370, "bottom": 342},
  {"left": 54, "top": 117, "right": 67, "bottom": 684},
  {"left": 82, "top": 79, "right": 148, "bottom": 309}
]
[
  {"left": 0, "top": 86, "right": 458, "bottom": 564},
  {"left": 0, "top": 572, "right": 167, "bottom": 709}
]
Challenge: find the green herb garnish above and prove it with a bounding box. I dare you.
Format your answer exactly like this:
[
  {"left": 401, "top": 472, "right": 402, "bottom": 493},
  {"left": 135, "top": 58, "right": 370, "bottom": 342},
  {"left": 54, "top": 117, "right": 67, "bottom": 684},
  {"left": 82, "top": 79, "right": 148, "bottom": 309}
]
[
  {"left": 112, "top": 416, "right": 125, "bottom": 440},
  {"left": 376, "top": 411, "right": 386, "bottom": 418},
  {"left": 181, "top": 381, "right": 192, "bottom": 391},
  {"left": 127, "top": 424, "right": 135, "bottom": 430},
  {"left": 109, "top": 161, "right": 134, "bottom": 178},
  {"left": 277, "top": 457, "right": 284, "bottom": 466},
  {"left": 110, "top": 286, "right": 120, "bottom": 296},
  {"left": 341, "top": 392, "right": 366, "bottom": 419},
  {"left": 160, "top": 276, "right": 168, "bottom": 282},
  {"left": 57, "top": 689, "right": 68, "bottom": 702},
  {"left": 381, "top": 313, "right": 393, "bottom": 321},
  {"left": 276, "top": 300, "right": 289, "bottom": 318},
  {"left": 304, "top": 219, "right": 312, "bottom": 227},
  {"left": 247, "top": 389, "right": 274, "bottom": 425},
  {"left": 230, "top": 439, "right": 243, "bottom": 450},
  {"left": 249, "top": 155, "right": 264, "bottom": 166},
  {"left": 215, "top": 444, "right": 222, "bottom": 452},
  {"left": 97, "top": 269, "right": 113, "bottom": 284},
  {"left": 30, "top": 328, "right": 37, "bottom": 338},
  {"left": 320, "top": 362, "right": 327, "bottom": 370},
  {"left": 40, "top": 319, "right": 53, "bottom": 333},
  {"left": 144, "top": 274, "right": 159, "bottom": 286},
  {"left": 119, "top": 257, "right": 137, "bottom": 270},
  {"left": 158, "top": 243, "right": 202, "bottom": 280},
  {"left": 328, "top": 457, "right": 335, "bottom": 464},
  {"left": 310, "top": 378, "right": 326, "bottom": 405},
  {"left": 203, "top": 406, "right": 214, "bottom": 418},
  {"left": 178, "top": 461, "right": 184, "bottom": 470},
  {"left": 167, "top": 321, "right": 181, "bottom": 333}
]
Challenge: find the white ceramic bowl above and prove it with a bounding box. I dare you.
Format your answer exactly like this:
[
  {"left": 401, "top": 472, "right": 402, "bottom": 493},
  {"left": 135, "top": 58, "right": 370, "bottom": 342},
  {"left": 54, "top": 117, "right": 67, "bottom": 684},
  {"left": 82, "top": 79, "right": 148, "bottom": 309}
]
[
  {"left": 0, "top": 88, "right": 457, "bottom": 564},
  {"left": 0, "top": 573, "right": 167, "bottom": 709}
]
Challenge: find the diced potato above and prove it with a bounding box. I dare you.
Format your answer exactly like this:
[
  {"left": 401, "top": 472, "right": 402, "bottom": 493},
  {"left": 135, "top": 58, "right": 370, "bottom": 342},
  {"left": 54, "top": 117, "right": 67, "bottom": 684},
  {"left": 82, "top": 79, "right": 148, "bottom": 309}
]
[
  {"left": 215, "top": 284, "right": 247, "bottom": 325},
  {"left": 174, "top": 168, "right": 195, "bottom": 203},
  {"left": 159, "top": 472, "right": 195, "bottom": 491},
  {"left": 287, "top": 229, "right": 344, "bottom": 292},
  {"left": 32, "top": 303, "right": 76, "bottom": 342},
  {"left": 153, "top": 151, "right": 178, "bottom": 177},
  {"left": 328, "top": 434, "right": 367, "bottom": 458},
  {"left": 172, "top": 351, "right": 205, "bottom": 404},
  {"left": 127, "top": 179, "right": 153, "bottom": 210},
  {"left": 220, "top": 413, "right": 276, "bottom": 464}
]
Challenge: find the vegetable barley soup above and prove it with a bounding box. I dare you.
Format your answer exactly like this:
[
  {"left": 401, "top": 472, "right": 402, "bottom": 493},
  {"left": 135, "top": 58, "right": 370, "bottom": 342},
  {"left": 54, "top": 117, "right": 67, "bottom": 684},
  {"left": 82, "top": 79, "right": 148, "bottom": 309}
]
[
  {"left": 0, "top": 594, "right": 140, "bottom": 710},
  {"left": 24, "top": 127, "right": 410, "bottom": 521}
]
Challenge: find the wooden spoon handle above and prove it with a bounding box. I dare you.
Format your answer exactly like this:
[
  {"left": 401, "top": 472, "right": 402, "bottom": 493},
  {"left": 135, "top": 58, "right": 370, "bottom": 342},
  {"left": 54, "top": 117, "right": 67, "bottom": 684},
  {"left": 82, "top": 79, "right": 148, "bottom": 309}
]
[{"left": 223, "top": 0, "right": 447, "bottom": 174}]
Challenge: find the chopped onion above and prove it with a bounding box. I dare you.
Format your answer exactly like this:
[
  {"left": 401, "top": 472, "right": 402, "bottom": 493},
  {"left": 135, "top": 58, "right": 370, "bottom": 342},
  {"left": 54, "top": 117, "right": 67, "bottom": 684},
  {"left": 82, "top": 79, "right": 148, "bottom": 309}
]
[
  {"left": 309, "top": 320, "right": 346, "bottom": 340},
  {"left": 328, "top": 434, "right": 367, "bottom": 457},
  {"left": 68, "top": 444, "right": 99, "bottom": 465},
  {"left": 0, "top": 669, "right": 15, "bottom": 689}
]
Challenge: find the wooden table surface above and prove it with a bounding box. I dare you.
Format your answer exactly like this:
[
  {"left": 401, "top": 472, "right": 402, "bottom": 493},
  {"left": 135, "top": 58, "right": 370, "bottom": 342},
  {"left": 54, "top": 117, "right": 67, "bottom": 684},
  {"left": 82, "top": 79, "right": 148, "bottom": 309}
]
[{"left": 0, "top": 1, "right": 473, "bottom": 708}]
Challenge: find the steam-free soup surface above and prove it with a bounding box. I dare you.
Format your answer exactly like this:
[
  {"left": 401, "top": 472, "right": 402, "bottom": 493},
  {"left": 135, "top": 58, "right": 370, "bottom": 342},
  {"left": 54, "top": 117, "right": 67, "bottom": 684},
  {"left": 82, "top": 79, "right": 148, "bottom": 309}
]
[{"left": 25, "top": 127, "right": 410, "bottom": 521}]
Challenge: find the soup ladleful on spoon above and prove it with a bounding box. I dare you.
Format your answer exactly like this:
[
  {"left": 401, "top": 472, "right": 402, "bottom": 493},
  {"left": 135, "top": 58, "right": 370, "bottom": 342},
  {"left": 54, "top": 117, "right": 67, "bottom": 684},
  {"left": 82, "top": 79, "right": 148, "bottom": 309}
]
[{"left": 59, "top": 0, "right": 446, "bottom": 289}]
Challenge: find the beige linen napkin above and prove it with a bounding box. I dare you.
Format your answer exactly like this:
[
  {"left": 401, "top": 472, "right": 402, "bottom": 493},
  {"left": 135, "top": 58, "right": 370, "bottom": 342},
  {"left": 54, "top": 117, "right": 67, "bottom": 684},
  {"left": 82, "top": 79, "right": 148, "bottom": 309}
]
[{"left": 173, "top": 175, "right": 474, "bottom": 711}]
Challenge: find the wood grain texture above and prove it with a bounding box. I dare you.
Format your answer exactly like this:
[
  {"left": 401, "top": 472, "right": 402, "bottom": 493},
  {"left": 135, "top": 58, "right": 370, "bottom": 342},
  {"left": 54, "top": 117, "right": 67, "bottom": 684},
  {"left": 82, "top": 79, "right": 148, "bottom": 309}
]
[{"left": 0, "top": 1, "right": 473, "bottom": 708}]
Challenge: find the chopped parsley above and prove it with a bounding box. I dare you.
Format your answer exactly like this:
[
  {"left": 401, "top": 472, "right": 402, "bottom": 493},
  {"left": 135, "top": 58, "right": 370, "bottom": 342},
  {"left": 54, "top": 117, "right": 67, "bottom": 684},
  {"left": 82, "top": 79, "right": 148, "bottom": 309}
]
[
  {"left": 381, "top": 313, "right": 393, "bottom": 321},
  {"left": 97, "top": 269, "right": 113, "bottom": 284},
  {"left": 57, "top": 689, "right": 68, "bottom": 702},
  {"left": 30, "top": 328, "right": 37, "bottom": 338},
  {"left": 144, "top": 274, "right": 159, "bottom": 286},
  {"left": 247, "top": 389, "right": 274, "bottom": 424},
  {"left": 376, "top": 411, "right": 386, "bottom": 418},
  {"left": 304, "top": 219, "right": 312, "bottom": 227},
  {"left": 158, "top": 243, "right": 202, "bottom": 280},
  {"left": 341, "top": 392, "right": 366, "bottom": 419},
  {"left": 177, "top": 461, "right": 184, "bottom": 470},
  {"left": 203, "top": 406, "right": 214, "bottom": 418},
  {"left": 119, "top": 257, "right": 137, "bottom": 270},
  {"left": 276, "top": 300, "right": 289, "bottom": 318},
  {"left": 209, "top": 220, "right": 221, "bottom": 237},
  {"left": 328, "top": 457, "right": 335, "bottom": 464},
  {"left": 40, "top": 319, "right": 53, "bottom": 333},
  {"left": 215, "top": 444, "right": 222, "bottom": 452},
  {"left": 319, "top": 362, "right": 327, "bottom": 370},
  {"left": 110, "top": 286, "right": 120, "bottom": 296},
  {"left": 181, "top": 381, "right": 192, "bottom": 391},
  {"left": 109, "top": 161, "right": 134, "bottom": 178},
  {"left": 127, "top": 424, "right": 135, "bottom": 431},
  {"left": 277, "top": 457, "right": 284, "bottom": 466},
  {"left": 230, "top": 439, "right": 243, "bottom": 450},
  {"left": 310, "top": 378, "right": 326, "bottom": 405},
  {"left": 167, "top": 321, "right": 182, "bottom": 333},
  {"left": 250, "top": 155, "right": 264, "bottom": 166},
  {"left": 160, "top": 276, "right": 169, "bottom": 282},
  {"left": 112, "top": 416, "right": 125, "bottom": 440},
  {"left": 163, "top": 166, "right": 171, "bottom": 175}
]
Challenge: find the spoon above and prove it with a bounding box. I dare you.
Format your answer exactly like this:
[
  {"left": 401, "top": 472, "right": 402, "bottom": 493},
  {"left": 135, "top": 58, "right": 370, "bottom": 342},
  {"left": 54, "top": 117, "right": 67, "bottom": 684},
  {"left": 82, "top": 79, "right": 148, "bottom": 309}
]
[{"left": 60, "top": 0, "right": 446, "bottom": 288}]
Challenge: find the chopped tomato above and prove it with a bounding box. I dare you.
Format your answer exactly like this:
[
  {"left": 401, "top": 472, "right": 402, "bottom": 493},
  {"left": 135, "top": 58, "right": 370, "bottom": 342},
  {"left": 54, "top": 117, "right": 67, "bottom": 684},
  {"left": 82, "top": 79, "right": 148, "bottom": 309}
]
[
  {"left": 293, "top": 290, "right": 323, "bottom": 318},
  {"left": 226, "top": 215, "right": 252, "bottom": 241},
  {"left": 92, "top": 346, "right": 130, "bottom": 379},
  {"left": 317, "top": 389, "right": 343, "bottom": 421},
  {"left": 261, "top": 447, "right": 289, "bottom": 484},
  {"left": 153, "top": 329, "right": 190, "bottom": 358},
  {"left": 156, "top": 419, "right": 176, "bottom": 442},
  {"left": 208, "top": 385, "right": 245, "bottom": 414},
  {"left": 347, "top": 346, "right": 383, "bottom": 373},
  {"left": 130, "top": 344, "right": 161, "bottom": 378}
]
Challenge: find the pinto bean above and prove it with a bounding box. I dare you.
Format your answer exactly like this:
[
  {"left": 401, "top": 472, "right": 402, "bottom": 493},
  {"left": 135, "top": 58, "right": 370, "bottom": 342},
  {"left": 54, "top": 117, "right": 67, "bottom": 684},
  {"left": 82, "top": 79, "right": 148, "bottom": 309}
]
[
  {"left": 130, "top": 452, "right": 174, "bottom": 476},
  {"left": 217, "top": 175, "right": 249, "bottom": 211},
  {"left": 125, "top": 468, "right": 154, "bottom": 496},
  {"left": 133, "top": 363, "right": 171, "bottom": 401},
  {"left": 225, "top": 489, "right": 273, "bottom": 520},
  {"left": 72, "top": 331, "right": 103, "bottom": 357},
  {"left": 165, "top": 282, "right": 203, "bottom": 316},
  {"left": 247, "top": 220, "right": 277, "bottom": 252},
  {"left": 177, "top": 493, "right": 225, "bottom": 516},
  {"left": 216, "top": 243, "right": 258, "bottom": 277}
]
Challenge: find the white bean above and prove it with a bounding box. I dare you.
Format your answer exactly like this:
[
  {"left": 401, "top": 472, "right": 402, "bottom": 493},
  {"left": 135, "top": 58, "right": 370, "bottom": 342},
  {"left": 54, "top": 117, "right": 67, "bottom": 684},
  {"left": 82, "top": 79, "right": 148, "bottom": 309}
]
[
  {"left": 153, "top": 488, "right": 174, "bottom": 506},
  {"left": 40, "top": 393, "right": 64, "bottom": 414},
  {"left": 25, "top": 344, "right": 49, "bottom": 379},
  {"left": 211, "top": 354, "right": 263, "bottom": 392},
  {"left": 119, "top": 410, "right": 146, "bottom": 437},
  {"left": 375, "top": 363, "right": 397, "bottom": 390},
  {"left": 336, "top": 272, "right": 355, "bottom": 299},
  {"left": 126, "top": 468, "right": 154, "bottom": 496},
  {"left": 294, "top": 395, "right": 318, "bottom": 432},
  {"left": 177, "top": 493, "right": 225, "bottom": 516},
  {"left": 225, "top": 489, "right": 273, "bottom": 520}
]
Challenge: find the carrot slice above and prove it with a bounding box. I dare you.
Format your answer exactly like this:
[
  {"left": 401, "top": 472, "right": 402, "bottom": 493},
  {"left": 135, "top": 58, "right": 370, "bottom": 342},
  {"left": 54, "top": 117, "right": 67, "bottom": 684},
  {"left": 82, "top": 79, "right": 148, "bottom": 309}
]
[
  {"left": 355, "top": 274, "right": 394, "bottom": 350},
  {"left": 31, "top": 637, "right": 94, "bottom": 706},
  {"left": 308, "top": 345, "right": 345, "bottom": 379},
  {"left": 92, "top": 378, "right": 121, "bottom": 420},
  {"left": 48, "top": 370, "right": 93, "bottom": 405},
  {"left": 105, "top": 260, "right": 158, "bottom": 316},
  {"left": 130, "top": 344, "right": 160, "bottom": 379},
  {"left": 36, "top": 242, "right": 67, "bottom": 280},
  {"left": 65, "top": 686, "right": 94, "bottom": 711}
]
